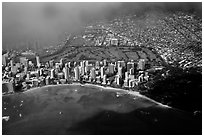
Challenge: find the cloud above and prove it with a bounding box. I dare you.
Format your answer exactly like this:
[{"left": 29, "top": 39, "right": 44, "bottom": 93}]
[{"left": 2, "top": 2, "right": 201, "bottom": 50}]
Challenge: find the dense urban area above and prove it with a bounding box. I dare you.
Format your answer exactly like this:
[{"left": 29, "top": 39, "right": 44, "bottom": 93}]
[{"left": 2, "top": 11, "right": 202, "bottom": 116}]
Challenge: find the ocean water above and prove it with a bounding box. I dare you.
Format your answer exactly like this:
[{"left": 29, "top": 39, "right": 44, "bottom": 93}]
[{"left": 2, "top": 84, "right": 201, "bottom": 135}]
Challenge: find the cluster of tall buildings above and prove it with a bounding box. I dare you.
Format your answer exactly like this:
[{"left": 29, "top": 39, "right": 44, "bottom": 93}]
[{"left": 2, "top": 52, "right": 155, "bottom": 94}]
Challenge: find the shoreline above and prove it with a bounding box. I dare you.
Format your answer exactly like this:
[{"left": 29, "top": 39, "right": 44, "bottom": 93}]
[{"left": 3, "top": 83, "right": 171, "bottom": 108}]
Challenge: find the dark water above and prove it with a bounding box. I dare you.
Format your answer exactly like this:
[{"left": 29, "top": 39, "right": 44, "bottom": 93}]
[{"left": 2, "top": 84, "right": 201, "bottom": 135}]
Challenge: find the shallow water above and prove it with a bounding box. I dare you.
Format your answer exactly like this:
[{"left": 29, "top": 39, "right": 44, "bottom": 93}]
[{"left": 2, "top": 84, "right": 201, "bottom": 135}]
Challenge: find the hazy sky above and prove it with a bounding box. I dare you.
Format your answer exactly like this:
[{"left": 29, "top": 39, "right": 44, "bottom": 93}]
[{"left": 2, "top": 2, "right": 201, "bottom": 50}]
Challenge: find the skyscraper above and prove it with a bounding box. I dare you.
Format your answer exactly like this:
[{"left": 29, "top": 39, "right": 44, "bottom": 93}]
[
  {"left": 74, "top": 62, "right": 77, "bottom": 67},
  {"left": 138, "top": 59, "right": 145, "bottom": 70},
  {"left": 129, "top": 80, "right": 134, "bottom": 88},
  {"left": 2, "top": 54, "right": 7, "bottom": 66},
  {"left": 45, "top": 76, "right": 50, "bottom": 85},
  {"left": 124, "top": 78, "right": 129, "bottom": 87},
  {"left": 129, "top": 68, "right": 134, "bottom": 75},
  {"left": 60, "top": 58, "right": 64, "bottom": 66},
  {"left": 118, "top": 61, "right": 125, "bottom": 68},
  {"left": 101, "top": 66, "right": 105, "bottom": 78},
  {"left": 36, "top": 56, "right": 40, "bottom": 67},
  {"left": 90, "top": 67, "right": 96, "bottom": 80},
  {"left": 138, "top": 74, "right": 144, "bottom": 82},
  {"left": 74, "top": 66, "right": 80, "bottom": 81},
  {"left": 39, "top": 68, "right": 44, "bottom": 76},
  {"left": 103, "top": 59, "right": 107, "bottom": 66},
  {"left": 26, "top": 72, "right": 30, "bottom": 80},
  {"left": 64, "top": 63, "right": 68, "bottom": 68},
  {"left": 81, "top": 66, "right": 85, "bottom": 76},
  {"left": 49, "top": 60, "right": 54, "bottom": 68},
  {"left": 51, "top": 69, "right": 55, "bottom": 79},
  {"left": 24, "top": 66, "right": 28, "bottom": 73},
  {"left": 125, "top": 72, "right": 129, "bottom": 80},
  {"left": 68, "top": 62, "right": 71, "bottom": 68},
  {"left": 108, "top": 63, "right": 115, "bottom": 74},
  {"left": 115, "top": 75, "right": 121, "bottom": 85},
  {"left": 102, "top": 74, "right": 107, "bottom": 85},
  {"left": 10, "top": 60, "right": 14, "bottom": 68},
  {"left": 85, "top": 60, "right": 89, "bottom": 66},
  {"left": 111, "top": 38, "right": 118, "bottom": 46},
  {"left": 63, "top": 67, "right": 69, "bottom": 80},
  {"left": 127, "top": 62, "right": 135, "bottom": 72},
  {"left": 118, "top": 66, "right": 123, "bottom": 77},
  {"left": 11, "top": 65, "right": 17, "bottom": 74},
  {"left": 95, "top": 61, "right": 100, "bottom": 69}
]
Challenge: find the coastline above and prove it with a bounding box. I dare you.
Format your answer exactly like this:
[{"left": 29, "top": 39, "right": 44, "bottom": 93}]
[{"left": 3, "top": 82, "right": 171, "bottom": 108}]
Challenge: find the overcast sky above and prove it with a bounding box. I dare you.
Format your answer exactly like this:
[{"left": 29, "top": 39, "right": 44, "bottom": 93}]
[{"left": 2, "top": 2, "right": 201, "bottom": 50}]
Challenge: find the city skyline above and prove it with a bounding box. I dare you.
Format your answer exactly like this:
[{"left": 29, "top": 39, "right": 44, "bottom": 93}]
[{"left": 2, "top": 2, "right": 202, "bottom": 135}]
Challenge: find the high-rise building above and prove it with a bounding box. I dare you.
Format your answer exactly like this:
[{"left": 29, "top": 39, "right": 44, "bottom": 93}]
[
  {"left": 28, "top": 61, "right": 33, "bottom": 67},
  {"left": 85, "top": 64, "right": 92, "bottom": 74},
  {"left": 101, "top": 66, "right": 105, "bottom": 78},
  {"left": 117, "top": 61, "right": 126, "bottom": 70},
  {"left": 65, "top": 63, "right": 69, "bottom": 68},
  {"left": 60, "top": 58, "right": 64, "bottom": 66},
  {"left": 55, "top": 63, "right": 60, "bottom": 69},
  {"left": 80, "top": 61, "right": 84, "bottom": 68},
  {"left": 144, "top": 72, "right": 149, "bottom": 81},
  {"left": 63, "top": 67, "right": 69, "bottom": 80},
  {"left": 80, "top": 66, "right": 85, "bottom": 76},
  {"left": 15, "top": 63, "right": 21, "bottom": 69},
  {"left": 111, "top": 38, "right": 118, "bottom": 46},
  {"left": 115, "top": 75, "right": 121, "bottom": 85},
  {"left": 124, "top": 79, "right": 129, "bottom": 87},
  {"left": 74, "top": 66, "right": 80, "bottom": 81},
  {"left": 103, "top": 59, "right": 107, "bottom": 66},
  {"left": 39, "top": 68, "right": 43, "bottom": 76},
  {"left": 127, "top": 62, "right": 135, "bottom": 72},
  {"left": 36, "top": 56, "right": 40, "bottom": 67},
  {"left": 68, "top": 62, "right": 71, "bottom": 68},
  {"left": 45, "top": 76, "right": 50, "bottom": 85},
  {"left": 78, "top": 66, "right": 82, "bottom": 75},
  {"left": 26, "top": 73, "right": 30, "bottom": 80},
  {"left": 2, "top": 54, "right": 7, "bottom": 66},
  {"left": 49, "top": 60, "right": 54, "bottom": 68},
  {"left": 108, "top": 63, "right": 115, "bottom": 74},
  {"left": 50, "top": 69, "right": 55, "bottom": 79},
  {"left": 57, "top": 72, "right": 64, "bottom": 79},
  {"left": 11, "top": 65, "right": 17, "bottom": 74},
  {"left": 20, "top": 57, "right": 27, "bottom": 66},
  {"left": 45, "top": 62, "right": 50, "bottom": 68},
  {"left": 125, "top": 72, "right": 129, "bottom": 80},
  {"left": 95, "top": 61, "right": 100, "bottom": 69},
  {"left": 24, "top": 66, "right": 28, "bottom": 73},
  {"left": 129, "top": 68, "right": 134, "bottom": 75},
  {"left": 118, "top": 66, "right": 123, "bottom": 77},
  {"left": 36, "top": 70, "right": 40, "bottom": 78},
  {"left": 138, "top": 59, "right": 145, "bottom": 70},
  {"left": 85, "top": 60, "right": 89, "bottom": 66},
  {"left": 102, "top": 75, "right": 107, "bottom": 85},
  {"left": 129, "top": 74, "right": 135, "bottom": 80},
  {"left": 10, "top": 60, "right": 14, "bottom": 68},
  {"left": 138, "top": 74, "right": 144, "bottom": 82},
  {"left": 129, "top": 80, "right": 134, "bottom": 88},
  {"left": 74, "top": 62, "right": 77, "bottom": 67},
  {"left": 90, "top": 68, "right": 96, "bottom": 80}
]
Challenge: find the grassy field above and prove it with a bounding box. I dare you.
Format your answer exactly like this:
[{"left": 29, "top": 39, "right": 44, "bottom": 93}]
[{"left": 41, "top": 46, "right": 163, "bottom": 64}]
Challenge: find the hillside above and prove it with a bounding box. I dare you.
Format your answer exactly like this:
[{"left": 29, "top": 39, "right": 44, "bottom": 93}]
[{"left": 41, "top": 11, "right": 201, "bottom": 68}]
